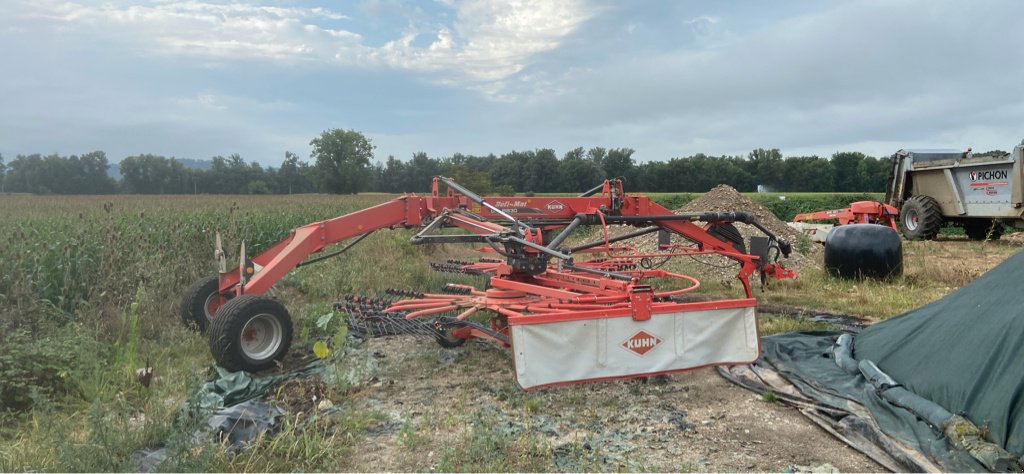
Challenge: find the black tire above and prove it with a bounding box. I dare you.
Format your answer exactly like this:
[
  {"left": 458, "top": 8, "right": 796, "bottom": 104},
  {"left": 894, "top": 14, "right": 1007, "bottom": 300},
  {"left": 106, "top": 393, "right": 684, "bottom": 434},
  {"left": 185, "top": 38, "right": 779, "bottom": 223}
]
[
  {"left": 963, "top": 219, "right": 1003, "bottom": 241},
  {"left": 208, "top": 295, "right": 293, "bottom": 372},
  {"left": 899, "top": 195, "right": 943, "bottom": 241},
  {"left": 180, "top": 276, "right": 228, "bottom": 332}
]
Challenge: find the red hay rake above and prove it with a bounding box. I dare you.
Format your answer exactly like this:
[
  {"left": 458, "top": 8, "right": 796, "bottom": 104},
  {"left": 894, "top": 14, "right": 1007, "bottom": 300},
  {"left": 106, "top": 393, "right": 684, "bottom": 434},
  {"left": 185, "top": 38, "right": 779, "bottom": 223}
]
[{"left": 181, "top": 178, "right": 796, "bottom": 389}]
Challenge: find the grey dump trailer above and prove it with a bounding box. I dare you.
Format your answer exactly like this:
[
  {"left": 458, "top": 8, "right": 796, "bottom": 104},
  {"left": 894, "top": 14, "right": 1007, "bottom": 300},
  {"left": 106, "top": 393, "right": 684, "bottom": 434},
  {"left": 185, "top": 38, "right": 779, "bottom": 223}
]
[{"left": 885, "top": 144, "right": 1024, "bottom": 240}]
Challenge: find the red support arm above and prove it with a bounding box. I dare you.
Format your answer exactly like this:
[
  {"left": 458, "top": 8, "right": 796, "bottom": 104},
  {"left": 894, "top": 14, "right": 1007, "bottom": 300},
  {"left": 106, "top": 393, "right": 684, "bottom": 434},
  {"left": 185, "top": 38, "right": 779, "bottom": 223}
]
[
  {"left": 220, "top": 195, "right": 448, "bottom": 295},
  {"left": 217, "top": 180, "right": 767, "bottom": 300}
]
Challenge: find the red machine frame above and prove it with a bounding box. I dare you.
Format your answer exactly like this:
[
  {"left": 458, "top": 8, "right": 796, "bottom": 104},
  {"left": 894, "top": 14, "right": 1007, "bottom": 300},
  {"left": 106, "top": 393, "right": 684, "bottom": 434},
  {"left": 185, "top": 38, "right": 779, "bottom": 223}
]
[
  {"left": 198, "top": 178, "right": 795, "bottom": 384},
  {"left": 793, "top": 200, "right": 899, "bottom": 231}
]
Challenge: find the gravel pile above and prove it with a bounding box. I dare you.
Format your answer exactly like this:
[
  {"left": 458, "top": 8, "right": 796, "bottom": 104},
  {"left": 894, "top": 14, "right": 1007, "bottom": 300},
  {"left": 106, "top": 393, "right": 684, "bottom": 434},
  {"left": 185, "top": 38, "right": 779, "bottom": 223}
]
[
  {"left": 680, "top": 185, "right": 802, "bottom": 244},
  {"left": 599, "top": 185, "right": 820, "bottom": 282},
  {"left": 676, "top": 185, "right": 820, "bottom": 271}
]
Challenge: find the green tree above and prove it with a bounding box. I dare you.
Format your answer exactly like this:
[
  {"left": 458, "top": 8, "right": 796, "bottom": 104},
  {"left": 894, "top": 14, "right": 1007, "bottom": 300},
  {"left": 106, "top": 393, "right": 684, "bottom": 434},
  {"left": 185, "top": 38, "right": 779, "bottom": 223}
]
[
  {"left": 247, "top": 180, "right": 270, "bottom": 194},
  {"left": 450, "top": 166, "right": 493, "bottom": 195},
  {"left": 831, "top": 151, "right": 870, "bottom": 192},
  {"left": 4, "top": 154, "right": 46, "bottom": 193},
  {"left": 379, "top": 155, "right": 406, "bottom": 193},
  {"left": 492, "top": 150, "right": 528, "bottom": 192},
  {"left": 780, "top": 156, "right": 833, "bottom": 191},
  {"left": 601, "top": 148, "right": 636, "bottom": 184},
  {"left": 120, "top": 154, "right": 173, "bottom": 194},
  {"left": 310, "top": 129, "right": 375, "bottom": 194},
  {"left": 406, "top": 152, "right": 441, "bottom": 191},
  {"left": 747, "top": 148, "right": 784, "bottom": 190},
  {"left": 860, "top": 155, "right": 890, "bottom": 192},
  {"left": 525, "top": 149, "right": 560, "bottom": 192},
  {"left": 74, "top": 151, "right": 116, "bottom": 194},
  {"left": 0, "top": 153, "right": 6, "bottom": 193},
  {"left": 664, "top": 154, "right": 753, "bottom": 192},
  {"left": 279, "top": 151, "right": 313, "bottom": 194},
  {"left": 560, "top": 147, "right": 604, "bottom": 192},
  {"left": 2, "top": 152, "right": 114, "bottom": 194}
]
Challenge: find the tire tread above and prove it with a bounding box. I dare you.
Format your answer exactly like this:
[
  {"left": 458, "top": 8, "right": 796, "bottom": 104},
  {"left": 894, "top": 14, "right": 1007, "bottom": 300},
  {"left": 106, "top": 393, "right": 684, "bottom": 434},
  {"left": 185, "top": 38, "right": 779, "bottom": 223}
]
[
  {"left": 900, "top": 195, "right": 943, "bottom": 240},
  {"left": 208, "top": 295, "right": 293, "bottom": 372},
  {"left": 180, "top": 276, "right": 219, "bottom": 331}
]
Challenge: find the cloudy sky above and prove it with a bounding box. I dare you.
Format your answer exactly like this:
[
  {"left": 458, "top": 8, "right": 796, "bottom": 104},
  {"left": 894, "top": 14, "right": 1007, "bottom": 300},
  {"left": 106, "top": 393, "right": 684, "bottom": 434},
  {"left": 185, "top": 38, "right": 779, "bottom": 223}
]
[{"left": 1, "top": 0, "right": 1023, "bottom": 167}]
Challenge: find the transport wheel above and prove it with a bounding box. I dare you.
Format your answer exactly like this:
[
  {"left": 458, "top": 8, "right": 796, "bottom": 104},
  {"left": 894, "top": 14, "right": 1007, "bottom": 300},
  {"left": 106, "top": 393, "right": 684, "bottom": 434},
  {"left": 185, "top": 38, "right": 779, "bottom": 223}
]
[
  {"left": 963, "top": 219, "right": 1003, "bottom": 241},
  {"left": 899, "top": 195, "right": 943, "bottom": 241},
  {"left": 180, "top": 276, "right": 230, "bottom": 332},
  {"left": 208, "top": 295, "right": 293, "bottom": 372}
]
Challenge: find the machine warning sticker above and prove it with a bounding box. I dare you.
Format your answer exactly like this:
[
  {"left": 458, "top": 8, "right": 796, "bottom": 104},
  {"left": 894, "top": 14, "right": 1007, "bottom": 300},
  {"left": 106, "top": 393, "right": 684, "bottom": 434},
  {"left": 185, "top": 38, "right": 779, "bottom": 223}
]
[{"left": 622, "top": 330, "right": 663, "bottom": 356}]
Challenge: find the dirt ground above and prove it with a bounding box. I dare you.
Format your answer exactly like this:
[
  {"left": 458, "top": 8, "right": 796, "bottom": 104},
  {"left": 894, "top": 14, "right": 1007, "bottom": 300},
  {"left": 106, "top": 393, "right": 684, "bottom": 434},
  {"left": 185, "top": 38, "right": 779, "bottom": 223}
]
[
  {"left": 245, "top": 202, "right": 1023, "bottom": 472},
  {"left": 321, "top": 235, "right": 1022, "bottom": 472},
  {"left": 333, "top": 335, "right": 883, "bottom": 472}
]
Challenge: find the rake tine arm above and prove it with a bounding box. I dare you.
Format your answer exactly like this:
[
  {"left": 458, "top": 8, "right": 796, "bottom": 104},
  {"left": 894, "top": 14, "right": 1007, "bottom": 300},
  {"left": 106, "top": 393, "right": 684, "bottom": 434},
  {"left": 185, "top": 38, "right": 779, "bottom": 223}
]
[
  {"left": 404, "top": 304, "right": 460, "bottom": 319},
  {"left": 455, "top": 305, "right": 482, "bottom": 321}
]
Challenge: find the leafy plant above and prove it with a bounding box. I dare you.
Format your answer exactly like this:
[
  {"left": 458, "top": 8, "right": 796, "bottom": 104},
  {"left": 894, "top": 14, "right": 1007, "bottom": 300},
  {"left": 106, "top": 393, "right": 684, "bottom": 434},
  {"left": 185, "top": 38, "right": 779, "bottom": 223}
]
[{"left": 0, "top": 327, "right": 107, "bottom": 412}]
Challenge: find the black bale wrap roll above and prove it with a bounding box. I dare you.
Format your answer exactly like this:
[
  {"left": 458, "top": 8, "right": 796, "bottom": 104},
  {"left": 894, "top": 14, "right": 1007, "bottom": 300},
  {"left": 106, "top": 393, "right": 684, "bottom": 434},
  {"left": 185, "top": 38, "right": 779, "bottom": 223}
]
[{"left": 824, "top": 224, "right": 902, "bottom": 279}]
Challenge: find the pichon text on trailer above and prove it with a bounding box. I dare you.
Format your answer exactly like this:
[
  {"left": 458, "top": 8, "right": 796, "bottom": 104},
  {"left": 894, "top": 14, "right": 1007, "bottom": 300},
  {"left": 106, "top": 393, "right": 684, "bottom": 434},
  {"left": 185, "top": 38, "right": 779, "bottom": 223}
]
[{"left": 970, "top": 170, "right": 1008, "bottom": 181}]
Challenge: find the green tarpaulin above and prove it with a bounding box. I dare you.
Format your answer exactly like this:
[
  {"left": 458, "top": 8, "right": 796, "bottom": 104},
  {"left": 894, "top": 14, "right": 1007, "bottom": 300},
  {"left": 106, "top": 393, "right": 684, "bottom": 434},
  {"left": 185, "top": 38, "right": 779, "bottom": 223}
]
[
  {"left": 725, "top": 249, "right": 1024, "bottom": 472},
  {"left": 855, "top": 249, "right": 1024, "bottom": 456}
]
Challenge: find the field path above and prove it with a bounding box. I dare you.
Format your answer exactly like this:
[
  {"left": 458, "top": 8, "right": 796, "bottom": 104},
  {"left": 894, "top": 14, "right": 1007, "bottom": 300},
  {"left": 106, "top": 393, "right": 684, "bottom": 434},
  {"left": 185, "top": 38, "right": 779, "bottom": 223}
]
[{"left": 337, "top": 335, "right": 882, "bottom": 472}]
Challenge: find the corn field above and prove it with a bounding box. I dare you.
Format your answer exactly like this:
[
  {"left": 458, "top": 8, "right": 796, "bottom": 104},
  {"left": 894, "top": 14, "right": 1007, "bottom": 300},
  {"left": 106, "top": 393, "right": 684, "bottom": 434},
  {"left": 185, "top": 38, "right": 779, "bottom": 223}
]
[{"left": 0, "top": 194, "right": 390, "bottom": 326}]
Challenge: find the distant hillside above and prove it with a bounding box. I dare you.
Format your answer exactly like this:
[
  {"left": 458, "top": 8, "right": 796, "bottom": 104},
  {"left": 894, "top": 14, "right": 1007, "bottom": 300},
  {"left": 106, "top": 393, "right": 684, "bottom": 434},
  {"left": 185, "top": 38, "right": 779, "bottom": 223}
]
[{"left": 106, "top": 158, "right": 212, "bottom": 180}]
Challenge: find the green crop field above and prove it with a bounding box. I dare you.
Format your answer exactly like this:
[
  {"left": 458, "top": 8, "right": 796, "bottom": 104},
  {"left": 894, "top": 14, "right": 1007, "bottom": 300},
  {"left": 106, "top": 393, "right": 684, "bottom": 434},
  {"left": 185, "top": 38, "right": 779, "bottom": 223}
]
[
  {"left": 0, "top": 191, "right": 1017, "bottom": 471},
  {"left": 0, "top": 193, "right": 480, "bottom": 471}
]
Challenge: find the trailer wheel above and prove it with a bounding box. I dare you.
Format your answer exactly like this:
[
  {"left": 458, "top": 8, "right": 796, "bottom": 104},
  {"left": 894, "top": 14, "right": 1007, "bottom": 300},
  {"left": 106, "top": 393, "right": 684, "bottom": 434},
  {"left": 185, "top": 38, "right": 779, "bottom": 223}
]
[
  {"left": 180, "top": 276, "right": 230, "bottom": 332},
  {"left": 208, "top": 295, "right": 293, "bottom": 372},
  {"left": 963, "top": 219, "right": 1003, "bottom": 241},
  {"left": 899, "top": 195, "right": 943, "bottom": 240}
]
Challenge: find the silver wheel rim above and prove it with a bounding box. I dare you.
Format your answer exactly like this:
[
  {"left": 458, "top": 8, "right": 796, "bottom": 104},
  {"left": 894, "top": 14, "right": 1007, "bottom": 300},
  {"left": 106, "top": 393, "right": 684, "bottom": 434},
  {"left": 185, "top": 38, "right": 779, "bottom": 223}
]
[
  {"left": 203, "top": 292, "right": 218, "bottom": 323},
  {"left": 240, "top": 313, "right": 283, "bottom": 361},
  {"left": 905, "top": 211, "right": 919, "bottom": 231}
]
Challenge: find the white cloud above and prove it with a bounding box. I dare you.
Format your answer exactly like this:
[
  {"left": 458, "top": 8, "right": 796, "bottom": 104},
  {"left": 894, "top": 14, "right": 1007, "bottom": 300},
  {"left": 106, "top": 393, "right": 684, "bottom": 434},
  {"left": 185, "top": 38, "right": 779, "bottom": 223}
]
[
  {"left": 365, "top": 0, "right": 590, "bottom": 91},
  {"left": 14, "top": 0, "right": 360, "bottom": 60},
  {"left": 6, "top": 0, "right": 590, "bottom": 95},
  {"left": 507, "top": 0, "right": 1024, "bottom": 158}
]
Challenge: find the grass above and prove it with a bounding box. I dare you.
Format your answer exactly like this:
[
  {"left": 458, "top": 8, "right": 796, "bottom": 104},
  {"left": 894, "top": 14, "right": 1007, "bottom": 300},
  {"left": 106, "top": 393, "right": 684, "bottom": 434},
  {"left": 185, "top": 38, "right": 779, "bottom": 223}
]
[
  {"left": 656, "top": 236, "right": 1018, "bottom": 320},
  {"left": 1, "top": 191, "right": 1019, "bottom": 472},
  {"left": 755, "top": 239, "right": 1018, "bottom": 319},
  {"left": 0, "top": 193, "right": 408, "bottom": 471},
  {"left": 758, "top": 313, "right": 837, "bottom": 335},
  {"left": 434, "top": 408, "right": 552, "bottom": 472}
]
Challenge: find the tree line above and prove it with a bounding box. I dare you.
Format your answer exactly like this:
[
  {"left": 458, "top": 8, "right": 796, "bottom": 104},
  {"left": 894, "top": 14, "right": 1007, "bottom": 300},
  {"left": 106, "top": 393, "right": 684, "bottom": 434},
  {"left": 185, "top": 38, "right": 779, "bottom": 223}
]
[{"left": 0, "top": 128, "right": 933, "bottom": 195}]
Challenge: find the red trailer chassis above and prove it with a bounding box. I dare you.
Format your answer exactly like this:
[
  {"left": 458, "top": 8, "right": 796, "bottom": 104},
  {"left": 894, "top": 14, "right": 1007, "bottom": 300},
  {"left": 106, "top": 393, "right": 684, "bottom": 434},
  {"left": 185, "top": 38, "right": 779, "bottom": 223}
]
[
  {"left": 793, "top": 201, "right": 899, "bottom": 230},
  {"left": 183, "top": 178, "right": 796, "bottom": 389}
]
